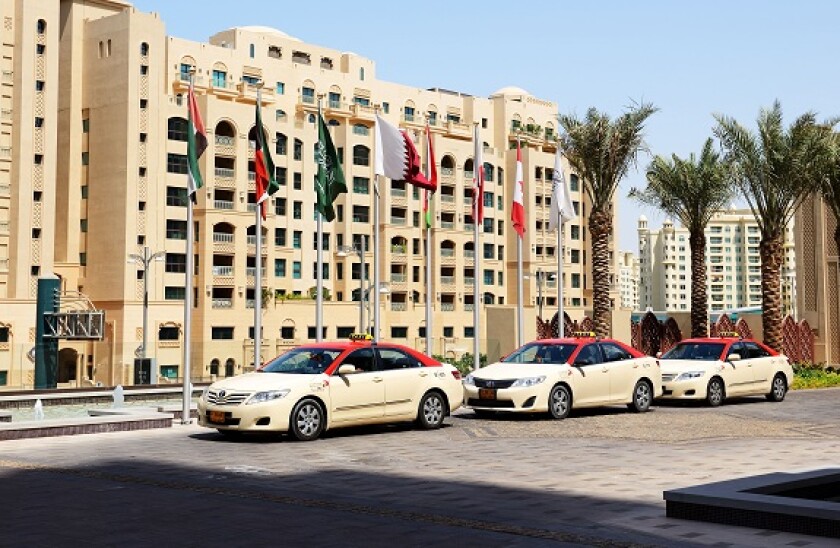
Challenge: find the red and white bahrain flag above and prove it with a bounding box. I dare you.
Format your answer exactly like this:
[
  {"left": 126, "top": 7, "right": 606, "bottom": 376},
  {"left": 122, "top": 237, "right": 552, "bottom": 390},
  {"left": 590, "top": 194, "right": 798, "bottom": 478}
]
[
  {"left": 511, "top": 139, "right": 526, "bottom": 238},
  {"left": 375, "top": 114, "right": 437, "bottom": 191}
]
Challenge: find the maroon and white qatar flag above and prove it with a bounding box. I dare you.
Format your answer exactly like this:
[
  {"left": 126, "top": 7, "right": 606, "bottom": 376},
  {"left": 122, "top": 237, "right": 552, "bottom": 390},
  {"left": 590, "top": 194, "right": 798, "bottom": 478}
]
[
  {"left": 511, "top": 139, "right": 526, "bottom": 238},
  {"left": 375, "top": 114, "right": 437, "bottom": 191}
]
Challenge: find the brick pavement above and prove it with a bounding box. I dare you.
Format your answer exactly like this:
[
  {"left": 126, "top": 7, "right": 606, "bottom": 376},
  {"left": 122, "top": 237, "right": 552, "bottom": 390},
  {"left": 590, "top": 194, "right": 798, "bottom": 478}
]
[{"left": 1, "top": 388, "right": 839, "bottom": 547}]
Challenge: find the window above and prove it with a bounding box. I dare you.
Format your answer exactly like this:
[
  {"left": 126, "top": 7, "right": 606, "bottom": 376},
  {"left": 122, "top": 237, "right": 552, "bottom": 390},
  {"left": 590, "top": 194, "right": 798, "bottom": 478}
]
[
  {"left": 140, "top": 65, "right": 148, "bottom": 75},
  {"left": 600, "top": 343, "right": 632, "bottom": 362},
  {"left": 167, "top": 153, "right": 188, "bottom": 174},
  {"left": 276, "top": 82, "right": 285, "bottom": 94},
  {"left": 81, "top": 185, "right": 88, "bottom": 199},
  {"left": 571, "top": 273, "right": 581, "bottom": 288},
  {"left": 337, "top": 327, "right": 354, "bottom": 339},
  {"left": 34, "top": 154, "right": 44, "bottom": 165},
  {"left": 312, "top": 232, "right": 330, "bottom": 251},
  {"left": 483, "top": 269, "right": 494, "bottom": 285},
  {"left": 166, "top": 220, "right": 187, "bottom": 240},
  {"left": 274, "top": 228, "right": 286, "bottom": 246},
  {"left": 293, "top": 231, "right": 302, "bottom": 249},
  {"left": 570, "top": 174, "right": 580, "bottom": 192},
  {"left": 352, "top": 124, "right": 369, "bottom": 136},
  {"left": 242, "top": 74, "right": 259, "bottom": 85},
  {"left": 328, "top": 91, "right": 341, "bottom": 108},
  {"left": 312, "top": 262, "right": 330, "bottom": 280},
  {"left": 276, "top": 133, "right": 287, "bottom": 155},
  {"left": 249, "top": 43, "right": 255, "bottom": 58},
  {"left": 275, "top": 198, "right": 287, "bottom": 216},
  {"left": 483, "top": 218, "right": 494, "bottom": 234},
  {"left": 293, "top": 261, "right": 302, "bottom": 279},
  {"left": 483, "top": 191, "right": 494, "bottom": 207},
  {"left": 353, "top": 145, "right": 370, "bottom": 166},
  {"left": 293, "top": 201, "right": 303, "bottom": 219},
  {"left": 140, "top": 42, "right": 149, "bottom": 56},
  {"left": 294, "top": 139, "right": 303, "bottom": 161},
  {"left": 574, "top": 344, "right": 602, "bottom": 366},
  {"left": 571, "top": 225, "right": 580, "bottom": 240},
  {"left": 37, "top": 19, "right": 46, "bottom": 34},
  {"left": 165, "top": 287, "right": 186, "bottom": 300},
  {"left": 570, "top": 249, "right": 580, "bottom": 264},
  {"left": 165, "top": 253, "right": 186, "bottom": 273},
  {"left": 211, "top": 70, "right": 226, "bottom": 87},
  {"left": 0, "top": 327, "right": 8, "bottom": 343},
  {"left": 293, "top": 172, "right": 302, "bottom": 190},
  {"left": 428, "top": 111, "right": 437, "bottom": 126},
  {"left": 80, "top": 219, "right": 88, "bottom": 233},
  {"left": 353, "top": 177, "right": 370, "bottom": 194},
  {"left": 464, "top": 326, "right": 475, "bottom": 338},
  {"left": 159, "top": 326, "right": 179, "bottom": 341},
  {"left": 274, "top": 259, "right": 286, "bottom": 277},
  {"left": 82, "top": 119, "right": 90, "bottom": 133},
  {"left": 404, "top": 106, "right": 415, "bottom": 121},
  {"left": 483, "top": 243, "right": 494, "bottom": 259},
  {"left": 140, "top": 99, "right": 148, "bottom": 109},
  {"left": 166, "top": 186, "right": 188, "bottom": 207},
  {"left": 35, "top": 117, "right": 44, "bottom": 128},
  {"left": 36, "top": 80, "right": 45, "bottom": 91},
  {"left": 179, "top": 65, "right": 192, "bottom": 81},
  {"left": 302, "top": 87, "right": 315, "bottom": 104},
  {"left": 382, "top": 102, "right": 389, "bottom": 114},
  {"left": 212, "top": 327, "right": 234, "bottom": 340}
]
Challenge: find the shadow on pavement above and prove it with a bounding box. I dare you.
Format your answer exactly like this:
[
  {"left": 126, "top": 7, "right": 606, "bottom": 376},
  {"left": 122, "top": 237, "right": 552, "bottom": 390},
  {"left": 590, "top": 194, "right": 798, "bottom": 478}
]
[{"left": 0, "top": 455, "right": 704, "bottom": 547}]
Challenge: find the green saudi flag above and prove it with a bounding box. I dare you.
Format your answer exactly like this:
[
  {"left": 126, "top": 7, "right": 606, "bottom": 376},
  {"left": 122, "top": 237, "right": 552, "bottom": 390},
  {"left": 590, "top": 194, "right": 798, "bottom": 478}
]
[{"left": 315, "top": 113, "right": 347, "bottom": 221}]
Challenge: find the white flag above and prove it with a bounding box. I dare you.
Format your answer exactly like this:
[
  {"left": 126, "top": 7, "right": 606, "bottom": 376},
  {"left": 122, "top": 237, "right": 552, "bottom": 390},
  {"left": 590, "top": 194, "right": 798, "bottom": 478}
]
[{"left": 548, "top": 148, "right": 577, "bottom": 231}]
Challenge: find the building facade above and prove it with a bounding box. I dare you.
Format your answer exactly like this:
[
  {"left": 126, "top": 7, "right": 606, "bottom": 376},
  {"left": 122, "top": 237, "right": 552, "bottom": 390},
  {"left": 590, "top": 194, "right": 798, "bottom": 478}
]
[
  {"left": 0, "top": 0, "right": 611, "bottom": 389},
  {"left": 614, "top": 250, "right": 639, "bottom": 310},
  {"left": 637, "top": 209, "right": 796, "bottom": 314}
]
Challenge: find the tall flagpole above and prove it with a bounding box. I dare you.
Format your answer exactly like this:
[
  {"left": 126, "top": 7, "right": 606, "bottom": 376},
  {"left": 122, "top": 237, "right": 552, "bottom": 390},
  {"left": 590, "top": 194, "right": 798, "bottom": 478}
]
[
  {"left": 373, "top": 174, "right": 381, "bottom": 342},
  {"left": 558, "top": 226, "right": 564, "bottom": 338},
  {"left": 315, "top": 96, "right": 325, "bottom": 342},
  {"left": 182, "top": 69, "right": 196, "bottom": 424},
  {"left": 254, "top": 84, "right": 263, "bottom": 367},
  {"left": 424, "top": 125, "right": 433, "bottom": 355},
  {"left": 516, "top": 137, "right": 524, "bottom": 347},
  {"left": 473, "top": 123, "right": 481, "bottom": 370}
]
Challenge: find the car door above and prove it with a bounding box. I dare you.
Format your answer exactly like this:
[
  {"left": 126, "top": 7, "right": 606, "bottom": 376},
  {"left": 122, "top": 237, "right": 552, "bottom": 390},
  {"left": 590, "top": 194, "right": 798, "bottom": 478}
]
[
  {"left": 569, "top": 343, "right": 610, "bottom": 406},
  {"left": 328, "top": 348, "right": 385, "bottom": 424},
  {"left": 377, "top": 347, "right": 427, "bottom": 418},
  {"left": 742, "top": 341, "right": 773, "bottom": 389},
  {"left": 723, "top": 342, "right": 754, "bottom": 395},
  {"left": 599, "top": 342, "right": 637, "bottom": 403}
]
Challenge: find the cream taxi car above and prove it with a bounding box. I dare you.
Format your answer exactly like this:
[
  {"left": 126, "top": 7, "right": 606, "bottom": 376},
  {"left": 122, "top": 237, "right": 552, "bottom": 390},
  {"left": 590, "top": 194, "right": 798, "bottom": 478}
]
[
  {"left": 463, "top": 335, "right": 661, "bottom": 419},
  {"left": 658, "top": 335, "right": 793, "bottom": 406},
  {"left": 198, "top": 337, "right": 463, "bottom": 441}
]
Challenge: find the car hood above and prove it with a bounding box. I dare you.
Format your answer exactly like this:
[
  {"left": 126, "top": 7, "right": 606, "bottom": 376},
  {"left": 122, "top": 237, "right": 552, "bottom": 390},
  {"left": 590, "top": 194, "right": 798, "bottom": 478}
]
[
  {"left": 473, "top": 362, "right": 567, "bottom": 379},
  {"left": 659, "top": 359, "right": 719, "bottom": 374},
  {"left": 209, "top": 372, "right": 326, "bottom": 391}
]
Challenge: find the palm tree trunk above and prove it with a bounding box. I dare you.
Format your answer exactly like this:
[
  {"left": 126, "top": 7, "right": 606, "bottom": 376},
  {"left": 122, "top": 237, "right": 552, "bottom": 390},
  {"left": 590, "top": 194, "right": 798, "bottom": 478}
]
[
  {"left": 689, "top": 230, "right": 708, "bottom": 338},
  {"left": 588, "top": 210, "right": 612, "bottom": 338},
  {"left": 760, "top": 235, "right": 784, "bottom": 352}
]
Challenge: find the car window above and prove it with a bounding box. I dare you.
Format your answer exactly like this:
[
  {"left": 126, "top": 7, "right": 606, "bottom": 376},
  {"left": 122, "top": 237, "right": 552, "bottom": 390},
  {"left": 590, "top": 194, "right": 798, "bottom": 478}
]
[
  {"left": 573, "top": 344, "right": 602, "bottom": 366},
  {"left": 661, "top": 343, "right": 725, "bottom": 361},
  {"left": 502, "top": 343, "right": 577, "bottom": 364},
  {"left": 338, "top": 348, "right": 377, "bottom": 373},
  {"left": 742, "top": 342, "right": 770, "bottom": 359},
  {"left": 600, "top": 342, "right": 632, "bottom": 362},
  {"left": 261, "top": 348, "right": 342, "bottom": 374},
  {"left": 377, "top": 348, "right": 422, "bottom": 370},
  {"left": 727, "top": 343, "right": 744, "bottom": 359}
]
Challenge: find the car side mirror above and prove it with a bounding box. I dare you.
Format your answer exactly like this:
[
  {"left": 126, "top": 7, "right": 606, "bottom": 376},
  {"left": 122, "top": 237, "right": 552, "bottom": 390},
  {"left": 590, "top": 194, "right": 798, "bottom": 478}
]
[
  {"left": 728, "top": 353, "right": 741, "bottom": 362},
  {"left": 337, "top": 364, "right": 357, "bottom": 375}
]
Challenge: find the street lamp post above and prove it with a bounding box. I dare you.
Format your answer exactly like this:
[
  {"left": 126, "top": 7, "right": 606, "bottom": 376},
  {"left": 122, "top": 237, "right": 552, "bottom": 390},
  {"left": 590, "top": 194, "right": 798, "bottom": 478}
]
[
  {"left": 365, "top": 282, "right": 391, "bottom": 335},
  {"left": 337, "top": 241, "right": 365, "bottom": 333},
  {"left": 127, "top": 246, "right": 165, "bottom": 381}
]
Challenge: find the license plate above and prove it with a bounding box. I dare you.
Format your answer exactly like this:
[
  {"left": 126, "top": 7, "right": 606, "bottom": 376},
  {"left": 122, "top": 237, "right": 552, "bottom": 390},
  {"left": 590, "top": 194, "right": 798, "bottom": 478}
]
[
  {"left": 209, "top": 410, "right": 226, "bottom": 424},
  {"left": 479, "top": 388, "right": 497, "bottom": 400}
]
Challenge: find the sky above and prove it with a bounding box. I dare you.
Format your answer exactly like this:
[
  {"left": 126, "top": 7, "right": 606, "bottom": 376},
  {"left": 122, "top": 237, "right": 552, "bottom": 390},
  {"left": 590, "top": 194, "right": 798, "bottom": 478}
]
[{"left": 132, "top": 0, "right": 840, "bottom": 252}]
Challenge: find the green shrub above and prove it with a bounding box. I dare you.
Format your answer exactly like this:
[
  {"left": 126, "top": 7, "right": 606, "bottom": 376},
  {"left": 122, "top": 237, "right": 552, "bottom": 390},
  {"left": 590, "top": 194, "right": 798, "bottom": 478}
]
[
  {"left": 433, "top": 353, "right": 486, "bottom": 376},
  {"left": 791, "top": 362, "right": 840, "bottom": 390}
]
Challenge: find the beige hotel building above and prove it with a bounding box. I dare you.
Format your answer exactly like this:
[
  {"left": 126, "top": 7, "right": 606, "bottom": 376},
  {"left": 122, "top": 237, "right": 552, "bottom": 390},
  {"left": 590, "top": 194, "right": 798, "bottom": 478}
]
[{"left": 0, "top": 0, "right": 612, "bottom": 389}]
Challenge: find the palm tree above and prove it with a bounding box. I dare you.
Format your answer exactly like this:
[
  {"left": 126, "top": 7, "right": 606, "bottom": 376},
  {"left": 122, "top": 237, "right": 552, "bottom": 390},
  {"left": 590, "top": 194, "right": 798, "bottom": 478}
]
[
  {"left": 629, "top": 138, "right": 733, "bottom": 337},
  {"left": 558, "top": 102, "right": 658, "bottom": 337},
  {"left": 714, "top": 101, "right": 833, "bottom": 352}
]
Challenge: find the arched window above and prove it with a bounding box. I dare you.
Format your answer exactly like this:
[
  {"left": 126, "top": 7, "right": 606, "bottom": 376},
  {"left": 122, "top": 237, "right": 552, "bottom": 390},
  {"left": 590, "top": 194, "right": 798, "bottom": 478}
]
[
  {"left": 210, "top": 359, "right": 220, "bottom": 376},
  {"left": 441, "top": 155, "right": 455, "bottom": 175},
  {"left": 276, "top": 133, "right": 287, "bottom": 155},
  {"left": 308, "top": 113, "right": 316, "bottom": 124},
  {"left": 464, "top": 158, "right": 474, "bottom": 174},
  {"left": 225, "top": 358, "right": 235, "bottom": 377},
  {"left": 140, "top": 42, "right": 149, "bottom": 56},
  {"left": 215, "top": 120, "right": 236, "bottom": 146},
  {"left": 353, "top": 145, "right": 370, "bottom": 166},
  {"left": 37, "top": 19, "right": 46, "bottom": 34},
  {"left": 167, "top": 117, "right": 188, "bottom": 141},
  {"left": 249, "top": 43, "right": 255, "bottom": 58}
]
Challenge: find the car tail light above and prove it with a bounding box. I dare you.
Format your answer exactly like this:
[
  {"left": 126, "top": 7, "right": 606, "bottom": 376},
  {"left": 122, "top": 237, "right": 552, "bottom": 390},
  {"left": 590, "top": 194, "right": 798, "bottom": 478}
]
[{"left": 451, "top": 370, "right": 462, "bottom": 380}]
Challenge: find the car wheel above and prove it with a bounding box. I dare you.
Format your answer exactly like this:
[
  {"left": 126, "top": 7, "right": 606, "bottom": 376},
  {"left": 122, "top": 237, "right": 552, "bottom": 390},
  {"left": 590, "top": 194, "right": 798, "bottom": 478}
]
[
  {"left": 417, "top": 391, "right": 446, "bottom": 429},
  {"left": 706, "top": 377, "right": 725, "bottom": 407},
  {"left": 766, "top": 373, "right": 788, "bottom": 402},
  {"left": 289, "top": 398, "right": 324, "bottom": 441},
  {"left": 548, "top": 384, "right": 571, "bottom": 420},
  {"left": 628, "top": 380, "right": 652, "bottom": 413}
]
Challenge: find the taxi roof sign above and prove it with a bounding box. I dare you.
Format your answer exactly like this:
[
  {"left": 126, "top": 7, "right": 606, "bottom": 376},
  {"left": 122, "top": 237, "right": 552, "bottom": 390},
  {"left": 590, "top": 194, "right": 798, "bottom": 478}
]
[
  {"left": 716, "top": 331, "right": 742, "bottom": 338},
  {"left": 349, "top": 333, "right": 373, "bottom": 341},
  {"left": 570, "top": 331, "right": 597, "bottom": 338}
]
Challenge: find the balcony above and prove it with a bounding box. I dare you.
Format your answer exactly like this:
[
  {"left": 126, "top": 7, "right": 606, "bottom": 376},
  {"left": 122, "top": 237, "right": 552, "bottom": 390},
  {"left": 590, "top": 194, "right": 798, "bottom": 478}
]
[
  {"left": 214, "top": 200, "right": 234, "bottom": 210},
  {"left": 440, "top": 276, "right": 455, "bottom": 288},
  {"left": 246, "top": 299, "right": 256, "bottom": 309},
  {"left": 212, "top": 298, "right": 233, "bottom": 309},
  {"left": 390, "top": 217, "right": 407, "bottom": 226},
  {"left": 464, "top": 277, "right": 475, "bottom": 287},
  {"left": 212, "top": 266, "right": 233, "bottom": 276},
  {"left": 390, "top": 273, "right": 407, "bottom": 283},
  {"left": 440, "top": 221, "right": 455, "bottom": 230},
  {"left": 464, "top": 303, "right": 475, "bottom": 311},
  {"left": 212, "top": 233, "right": 234, "bottom": 243},
  {"left": 214, "top": 135, "right": 236, "bottom": 156},
  {"left": 391, "top": 188, "right": 407, "bottom": 198},
  {"left": 391, "top": 302, "right": 408, "bottom": 312},
  {"left": 440, "top": 303, "right": 456, "bottom": 312},
  {"left": 445, "top": 120, "right": 471, "bottom": 139},
  {"left": 350, "top": 103, "right": 376, "bottom": 121}
]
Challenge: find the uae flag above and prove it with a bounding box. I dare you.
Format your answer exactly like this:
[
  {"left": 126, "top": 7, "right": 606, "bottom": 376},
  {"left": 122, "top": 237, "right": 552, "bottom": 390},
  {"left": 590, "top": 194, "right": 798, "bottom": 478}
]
[
  {"left": 186, "top": 82, "right": 207, "bottom": 202},
  {"left": 472, "top": 124, "right": 484, "bottom": 223},
  {"left": 375, "top": 114, "right": 437, "bottom": 191},
  {"left": 511, "top": 139, "right": 526, "bottom": 238},
  {"left": 254, "top": 101, "right": 277, "bottom": 220},
  {"left": 423, "top": 125, "right": 437, "bottom": 229},
  {"left": 315, "top": 112, "right": 347, "bottom": 222}
]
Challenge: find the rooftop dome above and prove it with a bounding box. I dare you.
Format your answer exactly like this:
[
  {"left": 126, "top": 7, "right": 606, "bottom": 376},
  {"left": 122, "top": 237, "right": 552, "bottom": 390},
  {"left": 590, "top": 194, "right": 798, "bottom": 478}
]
[
  {"left": 639, "top": 214, "right": 648, "bottom": 222},
  {"left": 491, "top": 86, "right": 530, "bottom": 97},
  {"left": 234, "top": 26, "right": 301, "bottom": 42}
]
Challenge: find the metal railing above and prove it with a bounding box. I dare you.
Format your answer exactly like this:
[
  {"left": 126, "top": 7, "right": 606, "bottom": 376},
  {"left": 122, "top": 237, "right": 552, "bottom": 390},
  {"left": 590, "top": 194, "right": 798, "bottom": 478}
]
[
  {"left": 213, "top": 233, "right": 234, "bottom": 243},
  {"left": 215, "top": 167, "right": 234, "bottom": 178},
  {"left": 212, "top": 266, "right": 233, "bottom": 276},
  {"left": 212, "top": 298, "right": 233, "bottom": 309},
  {"left": 390, "top": 273, "right": 407, "bottom": 283},
  {"left": 215, "top": 135, "right": 235, "bottom": 146},
  {"left": 214, "top": 200, "right": 234, "bottom": 210}
]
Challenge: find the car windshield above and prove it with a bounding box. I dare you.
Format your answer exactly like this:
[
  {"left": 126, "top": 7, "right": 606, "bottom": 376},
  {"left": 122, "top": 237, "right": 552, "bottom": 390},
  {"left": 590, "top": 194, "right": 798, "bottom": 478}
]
[
  {"left": 260, "top": 348, "right": 342, "bottom": 374},
  {"left": 502, "top": 343, "right": 577, "bottom": 364},
  {"left": 661, "top": 343, "right": 725, "bottom": 361}
]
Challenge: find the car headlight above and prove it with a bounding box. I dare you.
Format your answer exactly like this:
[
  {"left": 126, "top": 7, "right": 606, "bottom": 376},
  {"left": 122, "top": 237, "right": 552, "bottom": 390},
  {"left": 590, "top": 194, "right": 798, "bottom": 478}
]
[
  {"left": 511, "top": 376, "right": 546, "bottom": 388},
  {"left": 246, "top": 389, "right": 291, "bottom": 404},
  {"left": 675, "top": 371, "right": 705, "bottom": 381},
  {"left": 463, "top": 374, "right": 475, "bottom": 386}
]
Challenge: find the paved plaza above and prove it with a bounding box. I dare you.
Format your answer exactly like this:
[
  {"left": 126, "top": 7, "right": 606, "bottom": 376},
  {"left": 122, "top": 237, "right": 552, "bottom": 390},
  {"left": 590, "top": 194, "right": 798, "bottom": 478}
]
[{"left": 2, "top": 388, "right": 839, "bottom": 547}]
